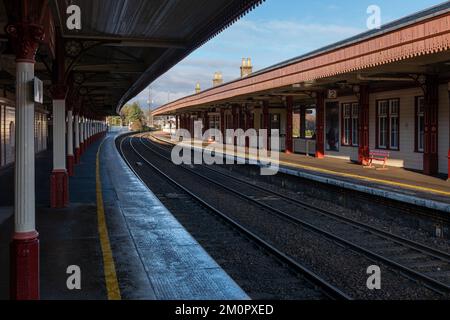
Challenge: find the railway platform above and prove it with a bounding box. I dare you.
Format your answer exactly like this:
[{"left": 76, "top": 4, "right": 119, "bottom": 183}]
[
  {"left": 152, "top": 131, "right": 450, "bottom": 214},
  {"left": 0, "top": 131, "right": 248, "bottom": 300}
]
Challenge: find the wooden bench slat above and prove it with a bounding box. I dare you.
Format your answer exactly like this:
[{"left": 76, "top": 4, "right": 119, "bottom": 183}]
[{"left": 366, "top": 150, "right": 390, "bottom": 169}]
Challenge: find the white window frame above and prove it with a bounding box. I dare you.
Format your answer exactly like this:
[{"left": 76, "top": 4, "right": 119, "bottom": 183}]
[
  {"left": 351, "top": 103, "right": 359, "bottom": 147},
  {"left": 389, "top": 99, "right": 399, "bottom": 150},
  {"left": 378, "top": 101, "right": 389, "bottom": 149},
  {"left": 343, "top": 103, "right": 351, "bottom": 146}
]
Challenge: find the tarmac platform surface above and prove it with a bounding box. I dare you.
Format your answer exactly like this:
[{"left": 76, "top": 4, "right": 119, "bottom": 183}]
[
  {"left": 153, "top": 131, "right": 450, "bottom": 214},
  {"left": 0, "top": 131, "right": 248, "bottom": 300}
]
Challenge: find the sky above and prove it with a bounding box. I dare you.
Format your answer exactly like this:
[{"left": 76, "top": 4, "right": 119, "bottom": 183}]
[{"left": 129, "top": 0, "right": 447, "bottom": 109}]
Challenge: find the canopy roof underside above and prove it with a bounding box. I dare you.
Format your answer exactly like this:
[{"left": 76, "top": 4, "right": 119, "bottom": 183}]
[{"left": 0, "top": 0, "right": 264, "bottom": 116}]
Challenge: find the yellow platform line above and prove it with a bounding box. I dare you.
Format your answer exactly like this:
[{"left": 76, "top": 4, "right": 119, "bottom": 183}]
[
  {"left": 152, "top": 134, "right": 450, "bottom": 198},
  {"left": 277, "top": 160, "right": 450, "bottom": 197},
  {"left": 96, "top": 139, "right": 121, "bottom": 300}
]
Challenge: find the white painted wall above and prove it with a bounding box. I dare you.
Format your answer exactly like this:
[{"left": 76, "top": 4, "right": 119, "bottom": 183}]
[
  {"left": 319, "top": 85, "right": 448, "bottom": 174},
  {"left": 369, "top": 87, "right": 423, "bottom": 170}
]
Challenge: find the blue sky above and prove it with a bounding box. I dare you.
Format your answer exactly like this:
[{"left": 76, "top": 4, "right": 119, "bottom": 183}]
[{"left": 130, "top": 0, "right": 446, "bottom": 108}]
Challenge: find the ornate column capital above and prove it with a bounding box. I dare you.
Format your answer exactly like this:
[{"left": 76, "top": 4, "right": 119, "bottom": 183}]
[{"left": 6, "top": 23, "right": 45, "bottom": 63}]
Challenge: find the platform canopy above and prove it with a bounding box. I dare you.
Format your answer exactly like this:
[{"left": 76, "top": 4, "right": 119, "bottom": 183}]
[
  {"left": 153, "top": 2, "right": 450, "bottom": 115},
  {"left": 0, "top": 0, "right": 264, "bottom": 116}
]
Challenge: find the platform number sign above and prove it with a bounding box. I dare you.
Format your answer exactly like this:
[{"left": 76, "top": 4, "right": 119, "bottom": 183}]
[
  {"left": 327, "top": 89, "right": 338, "bottom": 100},
  {"left": 33, "top": 77, "right": 43, "bottom": 104}
]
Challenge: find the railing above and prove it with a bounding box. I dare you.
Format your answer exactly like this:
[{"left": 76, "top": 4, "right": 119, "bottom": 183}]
[{"left": 294, "top": 138, "right": 316, "bottom": 156}]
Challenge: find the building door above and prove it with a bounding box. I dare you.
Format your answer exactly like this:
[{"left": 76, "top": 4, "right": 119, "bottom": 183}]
[{"left": 326, "top": 102, "right": 339, "bottom": 152}]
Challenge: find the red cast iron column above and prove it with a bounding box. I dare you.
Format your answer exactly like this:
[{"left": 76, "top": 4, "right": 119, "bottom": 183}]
[
  {"left": 50, "top": 84, "right": 69, "bottom": 208},
  {"left": 7, "top": 9, "right": 45, "bottom": 300},
  {"left": 232, "top": 105, "right": 238, "bottom": 145},
  {"left": 448, "top": 83, "right": 450, "bottom": 180},
  {"left": 66, "top": 100, "right": 74, "bottom": 176},
  {"left": 358, "top": 85, "right": 370, "bottom": 165},
  {"left": 315, "top": 92, "right": 325, "bottom": 159},
  {"left": 286, "top": 96, "right": 294, "bottom": 154},
  {"left": 245, "top": 107, "right": 253, "bottom": 148},
  {"left": 74, "top": 103, "right": 81, "bottom": 165},
  {"left": 220, "top": 108, "right": 225, "bottom": 143},
  {"left": 263, "top": 101, "right": 270, "bottom": 150},
  {"left": 424, "top": 75, "right": 439, "bottom": 176}
]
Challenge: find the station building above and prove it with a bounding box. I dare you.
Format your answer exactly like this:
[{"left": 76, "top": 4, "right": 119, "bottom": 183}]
[
  {"left": 154, "top": 3, "right": 450, "bottom": 179},
  {"left": 0, "top": 97, "right": 49, "bottom": 168}
]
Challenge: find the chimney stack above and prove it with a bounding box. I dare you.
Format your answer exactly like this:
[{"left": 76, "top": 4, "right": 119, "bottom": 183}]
[
  {"left": 195, "top": 82, "right": 201, "bottom": 94},
  {"left": 213, "top": 72, "right": 223, "bottom": 87},
  {"left": 240, "top": 57, "right": 252, "bottom": 78}
]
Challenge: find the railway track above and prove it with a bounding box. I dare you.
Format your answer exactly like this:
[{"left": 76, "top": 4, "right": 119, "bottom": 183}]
[
  {"left": 118, "top": 134, "right": 350, "bottom": 300},
  {"left": 138, "top": 133, "right": 450, "bottom": 297}
]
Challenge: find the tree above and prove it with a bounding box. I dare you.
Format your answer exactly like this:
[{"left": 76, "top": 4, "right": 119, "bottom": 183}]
[
  {"left": 121, "top": 102, "right": 144, "bottom": 129},
  {"left": 107, "top": 116, "right": 122, "bottom": 126}
]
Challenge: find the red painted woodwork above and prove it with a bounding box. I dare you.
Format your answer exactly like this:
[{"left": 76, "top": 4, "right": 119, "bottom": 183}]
[
  {"left": 244, "top": 108, "right": 253, "bottom": 148},
  {"left": 232, "top": 105, "right": 239, "bottom": 130},
  {"left": 50, "top": 84, "right": 68, "bottom": 100},
  {"left": 300, "top": 107, "right": 306, "bottom": 139},
  {"left": 448, "top": 149, "right": 450, "bottom": 180},
  {"left": 10, "top": 231, "right": 40, "bottom": 300},
  {"left": 6, "top": 23, "right": 45, "bottom": 63},
  {"left": 358, "top": 85, "right": 370, "bottom": 165},
  {"left": 239, "top": 107, "right": 245, "bottom": 131},
  {"left": 203, "top": 111, "right": 209, "bottom": 134},
  {"left": 424, "top": 75, "right": 439, "bottom": 176},
  {"left": 220, "top": 109, "right": 225, "bottom": 142},
  {"left": 315, "top": 92, "right": 325, "bottom": 159},
  {"left": 232, "top": 105, "right": 239, "bottom": 145},
  {"left": 286, "top": 96, "right": 294, "bottom": 154},
  {"left": 263, "top": 101, "right": 269, "bottom": 150},
  {"left": 67, "top": 155, "right": 74, "bottom": 177},
  {"left": 154, "top": 11, "right": 450, "bottom": 116},
  {"left": 50, "top": 170, "right": 69, "bottom": 208}
]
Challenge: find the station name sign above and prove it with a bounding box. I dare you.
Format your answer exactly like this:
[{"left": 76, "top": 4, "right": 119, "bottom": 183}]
[{"left": 34, "top": 77, "right": 43, "bottom": 104}]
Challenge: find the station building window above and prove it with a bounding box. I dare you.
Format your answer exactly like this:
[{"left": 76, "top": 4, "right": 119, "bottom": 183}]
[
  {"left": 208, "top": 115, "right": 220, "bottom": 141},
  {"left": 376, "top": 99, "right": 400, "bottom": 150},
  {"left": 415, "top": 96, "right": 425, "bottom": 153},
  {"left": 2, "top": 106, "right": 15, "bottom": 166},
  {"left": 341, "top": 103, "right": 359, "bottom": 147},
  {"left": 209, "top": 115, "right": 220, "bottom": 131}
]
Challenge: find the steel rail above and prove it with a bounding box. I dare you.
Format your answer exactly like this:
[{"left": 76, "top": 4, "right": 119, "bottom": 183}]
[
  {"left": 139, "top": 134, "right": 450, "bottom": 295},
  {"left": 118, "top": 135, "right": 352, "bottom": 300},
  {"left": 147, "top": 135, "right": 450, "bottom": 262}
]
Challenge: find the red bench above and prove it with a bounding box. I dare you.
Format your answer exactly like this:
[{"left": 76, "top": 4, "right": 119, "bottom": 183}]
[{"left": 365, "top": 150, "right": 390, "bottom": 170}]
